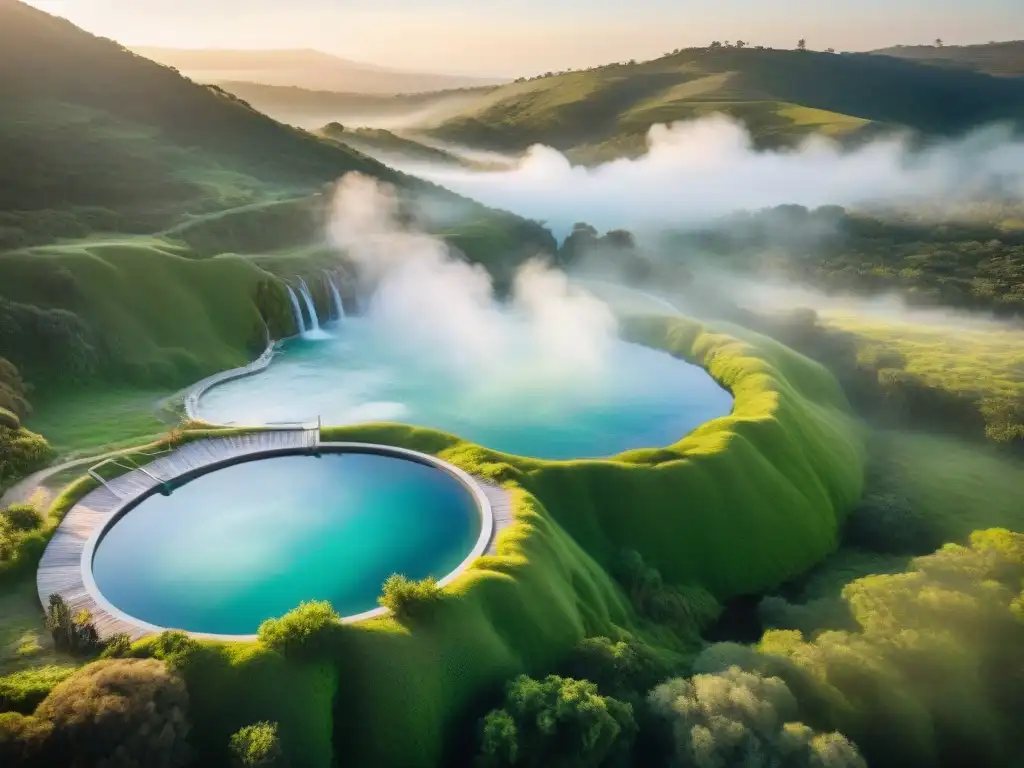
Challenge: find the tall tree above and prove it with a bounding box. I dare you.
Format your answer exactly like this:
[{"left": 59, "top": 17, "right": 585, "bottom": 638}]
[{"left": 797, "top": 38, "right": 807, "bottom": 51}]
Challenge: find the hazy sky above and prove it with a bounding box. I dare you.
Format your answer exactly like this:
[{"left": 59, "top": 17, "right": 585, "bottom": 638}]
[{"left": 25, "top": 0, "right": 1024, "bottom": 77}]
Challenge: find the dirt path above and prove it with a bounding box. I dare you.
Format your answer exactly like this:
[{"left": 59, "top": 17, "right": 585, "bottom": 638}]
[{"left": 0, "top": 446, "right": 139, "bottom": 510}]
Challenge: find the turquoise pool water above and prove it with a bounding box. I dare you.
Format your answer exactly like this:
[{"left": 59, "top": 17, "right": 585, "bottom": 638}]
[
  {"left": 90, "top": 453, "right": 481, "bottom": 635},
  {"left": 196, "top": 318, "right": 734, "bottom": 460}
]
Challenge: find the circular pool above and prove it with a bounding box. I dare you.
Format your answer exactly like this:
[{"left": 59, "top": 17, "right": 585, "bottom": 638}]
[
  {"left": 89, "top": 450, "right": 486, "bottom": 636},
  {"left": 195, "top": 318, "right": 734, "bottom": 460}
]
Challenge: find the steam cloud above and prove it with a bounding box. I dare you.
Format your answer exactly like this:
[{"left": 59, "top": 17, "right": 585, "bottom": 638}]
[
  {"left": 407, "top": 115, "right": 1024, "bottom": 239},
  {"left": 327, "top": 173, "right": 617, "bottom": 383}
]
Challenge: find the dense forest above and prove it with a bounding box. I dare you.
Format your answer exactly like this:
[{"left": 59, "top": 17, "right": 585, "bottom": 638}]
[{"left": 667, "top": 204, "right": 1024, "bottom": 316}]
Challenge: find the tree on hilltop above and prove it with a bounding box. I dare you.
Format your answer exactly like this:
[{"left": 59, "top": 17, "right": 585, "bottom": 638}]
[{"left": 797, "top": 38, "right": 807, "bottom": 51}]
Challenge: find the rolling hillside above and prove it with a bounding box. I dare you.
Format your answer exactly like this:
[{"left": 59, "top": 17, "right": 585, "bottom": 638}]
[
  {"left": 0, "top": 0, "right": 553, "bottom": 246},
  {"left": 874, "top": 41, "right": 1024, "bottom": 78},
  {"left": 416, "top": 47, "right": 1024, "bottom": 163},
  {"left": 0, "top": 0, "right": 555, "bottom": 392},
  {"left": 133, "top": 47, "right": 504, "bottom": 94},
  {"left": 0, "top": 0, "right": 400, "bottom": 236}
]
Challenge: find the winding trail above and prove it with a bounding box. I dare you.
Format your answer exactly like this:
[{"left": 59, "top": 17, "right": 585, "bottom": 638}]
[{"left": 1, "top": 446, "right": 138, "bottom": 511}]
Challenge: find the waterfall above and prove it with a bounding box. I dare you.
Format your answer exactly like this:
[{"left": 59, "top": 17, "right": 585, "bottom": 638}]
[
  {"left": 286, "top": 285, "right": 306, "bottom": 335},
  {"left": 326, "top": 274, "right": 346, "bottom": 320},
  {"left": 298, "top": 278, "right": 320, "bottom": 333}
]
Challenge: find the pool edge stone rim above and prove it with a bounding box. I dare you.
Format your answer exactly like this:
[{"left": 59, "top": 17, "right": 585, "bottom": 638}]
[{"left": 38, "top": 433, "right": 505, "bottom": 643}]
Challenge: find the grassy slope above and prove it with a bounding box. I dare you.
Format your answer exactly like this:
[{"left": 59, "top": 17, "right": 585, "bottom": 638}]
[
  {"left": 873, "top": 41, "right": 1024, "bottom": 78},
  {"left": 0, "top": 241, "right": 275, "bottom": 386},
  {"left": 25, "top": 388, "right": 174, "bottom": 458},
  {"left": 872, "top": 429, "right": 1024, "bottom": 540},
  {"left": 0, "top": 1, "right": 553, "bottom": 257},
  {"left": 0, "top": 0, "right": 401, "bottom": 219},
  {"left": 422, "top": 48, "right": 1024, "bottom": 162},
  {"left": 133, "top": 315, "right": 864, "bottom": 766}
]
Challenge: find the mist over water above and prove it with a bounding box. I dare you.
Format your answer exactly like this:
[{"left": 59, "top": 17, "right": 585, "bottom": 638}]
[
  {"left": 197, "top": 172, "right": 735, "bottom": 457},
  {"left": 327, "top": 173, "right": 618, "bottom": 382},
  {"left": 404, "top": 115, "right": 1024, "bottom": 239}
]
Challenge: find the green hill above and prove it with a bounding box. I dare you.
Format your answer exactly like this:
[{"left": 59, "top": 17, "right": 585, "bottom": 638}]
[
  {"left": 0, "top": 0, "right": 556, "bottom": 395},
  {"left": 0, "top": 1, "right": 407, "bottom": 233},
  {"left": 420, "top": 47, "right": 1024, "bottom": 163},
  {"left": 0, "top": 1, "right": 550, "bottom": 247},
  {"left": 873, "top": 41, "right": 1024, "bottom": 78}
]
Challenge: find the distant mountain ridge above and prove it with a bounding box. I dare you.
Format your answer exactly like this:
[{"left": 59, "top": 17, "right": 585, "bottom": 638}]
[
  {"left": 872, "top": 41, "right": 1024, "bottom": 78},
  {"left": 414, "top": 47, "right": 1024, "bottom": 163},
  {"left": 132, "top": 46, "right": 506, "bottom": 94}
]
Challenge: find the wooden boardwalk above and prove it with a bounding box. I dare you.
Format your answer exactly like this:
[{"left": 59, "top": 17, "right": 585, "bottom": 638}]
[{"left": 37, "top": 430, "right": 513, "bottom": 640}]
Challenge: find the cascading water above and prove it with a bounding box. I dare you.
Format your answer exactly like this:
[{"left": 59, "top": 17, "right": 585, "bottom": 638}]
[
  {"left": 298, "top": 279, "right": 321, "bottom": 333},
  {"left": 286, "top": 286, "right": 306, "bottom": 335},
  {"left": 326, "top": 274, "right": 346, "bottom": 321}
]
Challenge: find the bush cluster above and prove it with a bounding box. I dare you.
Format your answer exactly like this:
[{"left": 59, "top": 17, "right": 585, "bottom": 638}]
[
  {"left": 612, "top": 550, "right": 721, "bottom": 640},
  {"left": 709, "top": 529, "right": 1024, "bottom": 768},
  {"left": 230, "top": 721, "right": 286, "bottom": 767},
  {"left": 0, "top": 499, "right": 49, "bottom": 584},
  {"left": 378, "top": 574, "right": 443, "bottom": 622},
  {"left": 44, "top": 594, "right": 101, "bottom": 657},
  {"left": 0, "top": 425, "right": 52, "bottom": 491},
  {"left": 257, "top": 601, "right": 341, "bottom": 659},
  {"left": 649, "top": 667, "right": 865, "bottom": 768},
  {"left": 0, "top": 659, "right": 192, "bottom": 768},
  {"left": 477, "top": 674, "right": 637, "bottom": 768}
]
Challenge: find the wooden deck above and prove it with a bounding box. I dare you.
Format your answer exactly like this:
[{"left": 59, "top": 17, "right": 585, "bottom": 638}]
[{"left": 37, "top": 430, "right": 513, "bottom": 640}]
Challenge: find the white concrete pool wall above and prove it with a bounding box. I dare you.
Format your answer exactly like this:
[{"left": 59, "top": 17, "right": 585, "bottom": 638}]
[{"left": 38, "top": 432, "right": 508, "bottom": 642}]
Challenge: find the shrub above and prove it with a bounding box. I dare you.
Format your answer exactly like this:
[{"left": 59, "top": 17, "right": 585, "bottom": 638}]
[
  {"left": 100, "top": 632, "right": 134, "bottom": 659},
  {"left": 378, "top": 574, "right": 442, "bottom": 622},
  {"left": 0, "top": 425, "right": 52, "bottom": 490},
  {"left": 0, "top": 712, "right": 52, "bottom": 768},
  {"left": 2, "top": 503, "right": 43, "bottom": 532},
  {"left": 648, "top": 667, "right": 865, "bottom": 768},
  {"left": 0, "top": 666, "right": 77, "bottom": 715},
  {"left": 0, "top": 408, "right": 19, "bottom": 430},
  {"left": 257, "top": 601, "right": 341, "bottom": 659},
  {"left": 562, "top": 636, "right": 674, "bottom": 702},
  {"left": 44, "top": 594, "right": 101, "bottom": 657},
  {"left": 0, "top": 357, "right": 31, "bottom": 418},
  {"left": 476, "top": 675, "right": 636, "bottom": 768},
  {"left": 132, "top": 631, "right": 200, "bottom": 667},
  {"left": 36, "top": 658, "right": 192, "bottom": 768},
  {"left": 230, "top": 721, "right": 286, "bottom": 767}
]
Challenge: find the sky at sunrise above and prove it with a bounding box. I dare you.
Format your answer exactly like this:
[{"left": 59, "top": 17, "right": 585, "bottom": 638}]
[{"left": 23, "top": 0, "right": 1024, "bottom": 77}]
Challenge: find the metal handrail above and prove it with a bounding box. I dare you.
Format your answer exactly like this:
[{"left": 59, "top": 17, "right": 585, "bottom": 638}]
[{"left": 87, "top": 446, "right": 174, "bottom": 496}]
